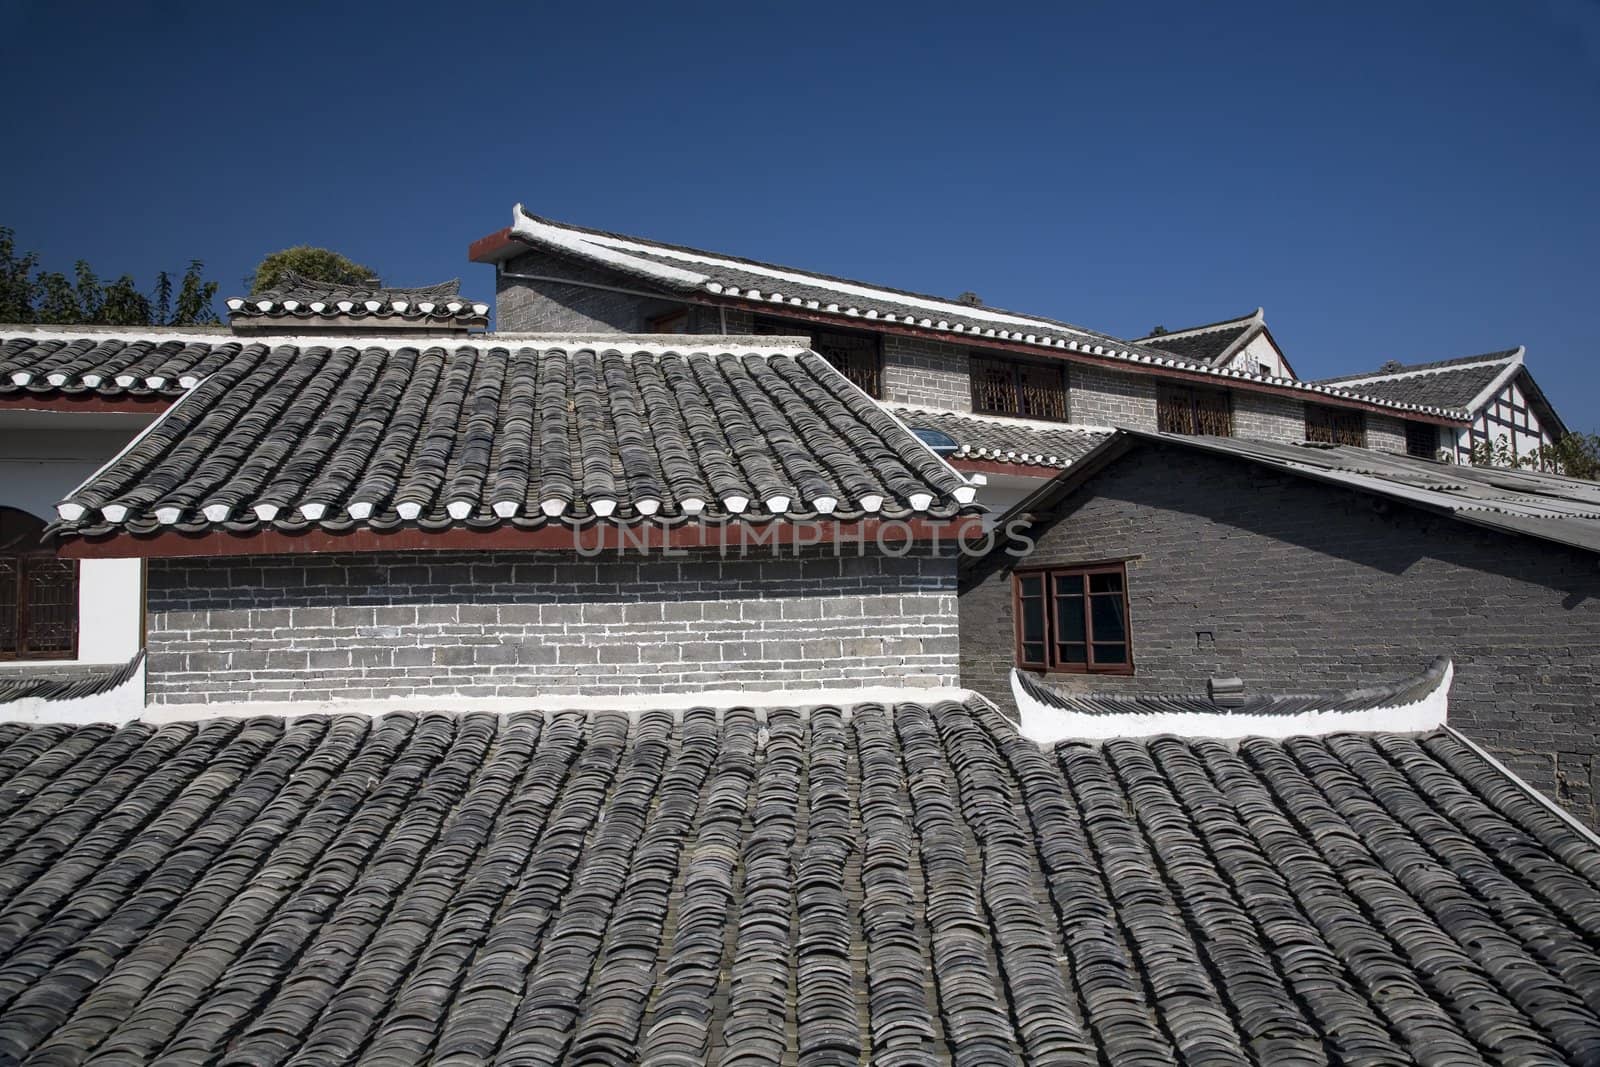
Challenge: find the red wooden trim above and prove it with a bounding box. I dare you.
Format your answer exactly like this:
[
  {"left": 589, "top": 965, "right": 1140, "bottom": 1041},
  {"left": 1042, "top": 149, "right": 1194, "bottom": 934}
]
[
  {"left": 950, "top": 457, "right": 1063, "bottom": 480},
  {"left": 467, "top": 227, "right": 519, "bottom": 263},
  {"left": 705, "top": 300, "right": 1465, "bottom": 425},
  {"left": 58, "top": 516, "right": 986, "bottom": 560},
  {"left": 0, "top": 393, "right": 173, "bottom": 413}
]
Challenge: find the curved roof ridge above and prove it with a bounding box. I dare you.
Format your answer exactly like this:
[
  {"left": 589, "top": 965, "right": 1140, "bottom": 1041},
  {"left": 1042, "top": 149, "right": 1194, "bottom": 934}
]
[{"left": 1010, "top": 658, "right": 1452, "bottom": 742}]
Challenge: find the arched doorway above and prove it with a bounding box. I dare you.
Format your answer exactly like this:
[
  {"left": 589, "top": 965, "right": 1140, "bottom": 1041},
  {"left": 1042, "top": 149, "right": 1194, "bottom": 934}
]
[{"left": 0, "top": 507, "right": 77, "bottom": 659}]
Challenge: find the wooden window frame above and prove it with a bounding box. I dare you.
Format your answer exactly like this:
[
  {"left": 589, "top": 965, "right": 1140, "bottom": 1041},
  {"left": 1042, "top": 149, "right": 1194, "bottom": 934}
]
[
  {"left": 0, "top": 508, "right": 78, "bottom": 661},
  {"left": 1156, "top": 383, "right": 1233, "bottom": 437},
  {"left": 1012, "top": 562, "right": 1133, "bottom": 676},
  {"left": 1404, "top": 420, "right": 1438, "bottom": 459},
  {"left": 969, "top": 354, "right": 1069, "bottom": 422},
  {"left": 1305, "top": 404, "right": 1366, "bottom": 447}
]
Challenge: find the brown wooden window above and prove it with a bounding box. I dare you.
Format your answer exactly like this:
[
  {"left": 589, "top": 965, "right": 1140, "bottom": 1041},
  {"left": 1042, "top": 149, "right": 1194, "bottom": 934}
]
[
  {"left": 0, "top": 508, "right": 77, "bottom": 660},
  {"left": 1156, "top": 383, "right": 1233, "bottom": 436},
  {"left": 970, "top": 356, "right": 1068, "bottom": 421},
  {"left": 1305, "top": 405, "right": 1366, "bottom": 447},
  {"left": 1405, "top": 421, "right": 1438, "bottom": 459},
  {"left": 754, "top": 318, "right": 884, "bottom": 398},
  {"left": 1014, "top": 563, "right": 1132, "bottom": 674}
]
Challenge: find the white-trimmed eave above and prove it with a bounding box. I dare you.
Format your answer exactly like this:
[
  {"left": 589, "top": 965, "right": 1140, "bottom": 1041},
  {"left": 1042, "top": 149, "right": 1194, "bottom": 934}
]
[
  {"left": 885, "top": 403, "right": 1115, "bottom": 468},
  {"left": 499, "top": 216, "right": 1460, "bottom": 419},
  {"left": 53, "top": 379, "right": 208, "bottom": 523},
  {"left": 1462, "top": 347, "right": 1529, "bottom": 417},
  {"left": 1010, "top": 662, "right": 1451, "bottom": 745}
]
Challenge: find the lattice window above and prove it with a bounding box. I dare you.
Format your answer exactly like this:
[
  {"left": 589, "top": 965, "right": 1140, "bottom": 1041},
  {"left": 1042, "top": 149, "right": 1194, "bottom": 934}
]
[
  {"left": 1405, "top": 421, "right": 1439, "bottom": 459},
  {"left": 1156, "top": 384, "right": 1233, "bottom": 436},
  {"left": 971, "top": 356, "right": 1068, "bottom": 421},
  {"left": 0, "top": 508, "right": 76, "bottom": 660},
  {"left": 754, "top": 318, "right": 884, "bottom": 398},
  {"left": 1305, "top": 405, "right": 1366, "bottom": 447}
]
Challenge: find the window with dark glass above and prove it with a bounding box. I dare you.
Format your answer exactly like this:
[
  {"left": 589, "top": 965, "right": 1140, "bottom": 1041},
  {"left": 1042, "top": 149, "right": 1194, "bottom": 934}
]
[
  {"left": 1014, "top": 563, "right": 1132, "bottom": 674},
  {"left": 0, "top": 507, "right": 76, "bottom": 660},
  {"left": 753, "top": 317, "right": 884, "bottom": 397},
  {"left": 970, "top": 355, "right": 1068, "bottom": 421},
  {"left": 1405, "top": 420, "right": 1439, "bottom": 459},
  {"left": 1305, "top": 404, "right": 1366, "bottom": 447},
  {"left": 1156, "top": 383, "right": 1233, "bottom": 436}
]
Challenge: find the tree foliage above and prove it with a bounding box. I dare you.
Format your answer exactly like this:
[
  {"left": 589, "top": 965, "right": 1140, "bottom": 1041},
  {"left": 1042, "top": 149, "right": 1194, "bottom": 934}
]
[
  {"left": 1466, "top": 432, "right": 1600, "bottom": 481},
  {"left": 250, "top": 246, "right": 376, "bottom": 294},
  {"left": 0, "top": 226, "right": 218, "bottom": 326}
]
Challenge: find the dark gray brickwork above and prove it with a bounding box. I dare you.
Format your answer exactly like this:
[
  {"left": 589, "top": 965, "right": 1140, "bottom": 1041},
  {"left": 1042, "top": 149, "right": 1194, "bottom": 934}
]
[
  {"left": 148, "top": 550, "right": 959, "bottom": 704},
  {"left": 495, "top": 249, "right": 694, "bottom": 333},
  {"left": 960, "top": 441, "right": 1600, "bottom": 823}
]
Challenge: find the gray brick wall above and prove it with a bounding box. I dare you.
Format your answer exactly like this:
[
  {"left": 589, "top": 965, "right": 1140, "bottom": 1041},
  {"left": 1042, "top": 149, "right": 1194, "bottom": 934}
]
[
  {"left": 496, "top": 250, "right": 690, "bottom": 333},
  {"left": 1233, "top": 390, "right": 1306, "bottom": 443},
  {"left": 881, "top": 335, "right": 971, "bottom": 409},
  {"left": 1368, "top": 413, "right": 1408, "bottom": 454},
  {"left": 147, "top": 550, "right": 959, "bottom": 704},
  {"left": 1069, "top": 364, "right": 1157, "bottom": 428},
  {"left": 960, "top": 442, "right": 1600, "bottom": 823}
]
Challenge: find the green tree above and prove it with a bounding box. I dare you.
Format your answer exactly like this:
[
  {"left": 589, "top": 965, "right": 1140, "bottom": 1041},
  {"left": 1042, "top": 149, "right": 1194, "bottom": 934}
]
[
  {"left": 250, "top": 246, "right": 375, "bottom": 294},
  {"left": 0, "top": 226, "right": 218, "bottom": 326},
  {"left": 0, "top": 228, "right": 38, "bottom": 320},
  {"left": 1468, "top": 431, "right": 1600, "bottom": 481}
]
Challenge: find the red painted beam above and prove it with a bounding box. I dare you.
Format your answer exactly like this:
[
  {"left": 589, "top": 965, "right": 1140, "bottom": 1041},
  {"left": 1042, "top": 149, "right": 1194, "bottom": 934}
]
[
  {"left": 468, "top": 227, "right": 521, "bottom": 263},
  {"left": 949, "top": 457, "right": 1065, "bottom": 479},
  {"left": 0, "top": 393, "right": 173, "bottom": 413},
  {"left": 57, "top": 516, "right": 987, "bottom": 560}
]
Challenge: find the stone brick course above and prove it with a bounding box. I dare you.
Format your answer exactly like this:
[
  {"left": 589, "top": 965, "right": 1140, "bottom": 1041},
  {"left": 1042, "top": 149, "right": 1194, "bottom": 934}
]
[
  {"left": 148, "top": 549, "right": 958, "bottom": 704},
  {"left": 960, "top": 442, "right": 1600, "bottom": 822}
]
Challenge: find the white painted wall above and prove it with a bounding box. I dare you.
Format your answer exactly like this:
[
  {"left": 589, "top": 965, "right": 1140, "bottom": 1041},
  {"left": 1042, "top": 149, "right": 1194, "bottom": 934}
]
[
  {"left": 1225, "top": 333, "right": 1292, "bottom": 379},
  {"left": 0, "top": 412, "right": 151, "bottom": 665},
  {"left": 973, "top": 471, "right": 1050, "bottom": 526}
]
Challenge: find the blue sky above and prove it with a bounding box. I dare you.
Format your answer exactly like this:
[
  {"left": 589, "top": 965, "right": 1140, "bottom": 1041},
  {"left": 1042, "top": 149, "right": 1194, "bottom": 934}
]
[{"left": 4, "top": 1, "right": 1597, "bottom": 428}]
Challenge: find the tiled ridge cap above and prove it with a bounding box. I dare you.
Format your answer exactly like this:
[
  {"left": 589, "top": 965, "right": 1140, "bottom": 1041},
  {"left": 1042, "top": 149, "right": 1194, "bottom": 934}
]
[
  {"left": 1314, "top": 348, "right": 1523, "bottom": 386},
  {"left": 1132, "top": 307, "right": 1263, "bottom": 342},
  {"left": 1011, "top": 658, "right": 1452, "bottom": 743}
]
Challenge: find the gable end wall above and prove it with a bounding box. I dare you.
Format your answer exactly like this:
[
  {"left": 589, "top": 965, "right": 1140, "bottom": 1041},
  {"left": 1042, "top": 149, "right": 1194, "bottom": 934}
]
[{"left": 960, "top": 443, "right": 1600, "bottom": 823}]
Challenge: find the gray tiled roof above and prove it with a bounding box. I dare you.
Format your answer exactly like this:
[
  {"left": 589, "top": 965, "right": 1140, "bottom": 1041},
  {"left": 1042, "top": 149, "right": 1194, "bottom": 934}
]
[
  {"left": 0, "top": 652, "right": 143, "bottom": 705},
  {"left": 1130, "top": 431, "right": 1600, "bottom": 555},
  {"left": 1313, "top": 350, "right": 1521, "bottom": 411},
  {"left": 44, "top": 332, "right": 968, "bottom": 536},
  {"left": 1, "top": 330, "right": 242, "bottom": 399},
  {"left": 1142, "top": 323, "right": 1252, "bottom": 364},
  {"left": 226, "top": 272, "right": 490, "bottom": 329},
  {"left": 892, "top": 407, "right": 1110, "bottom": 469},
  {"left": 0, "top": 697, "right": 1597, "bottom": 1063}
]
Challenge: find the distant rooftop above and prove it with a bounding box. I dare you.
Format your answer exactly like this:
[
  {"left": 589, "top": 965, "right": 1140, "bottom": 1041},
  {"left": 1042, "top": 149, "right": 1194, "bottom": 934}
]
[{"left": 225, "top": 271, "right": 489, "bottom": 331}]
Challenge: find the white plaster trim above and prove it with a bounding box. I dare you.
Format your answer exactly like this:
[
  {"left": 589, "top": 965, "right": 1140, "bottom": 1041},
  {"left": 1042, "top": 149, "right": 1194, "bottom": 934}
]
[
  {"left": 0, "top": 658, "right": 146, "bottom": 725},
  {"left": 1462, "top": 349, "right": 1528, "bottom": 417},
  {"left": 138, "top": 683, "right": 975, "bottom": 724},
  {"left": 511, "top": 209, "right": 712, "bottom": 288},
  {"left": 1010, "top": 662, "right": 1451, "bottom": 744},
  {"left": 1443, "top": 724, "right": 1600, "bottom": 851},
  {"left": 1, "top": 327, "right": 809, "bottom": 359}
]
